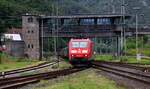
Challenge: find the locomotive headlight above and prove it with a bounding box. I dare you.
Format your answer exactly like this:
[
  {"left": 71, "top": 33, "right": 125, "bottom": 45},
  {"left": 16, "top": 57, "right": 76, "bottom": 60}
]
[
  {"left": 71, "top": 50, "right": 77, "bottom": 53},
  {"left": 82, "top": 50, "right": 88, "bottom": 53}
]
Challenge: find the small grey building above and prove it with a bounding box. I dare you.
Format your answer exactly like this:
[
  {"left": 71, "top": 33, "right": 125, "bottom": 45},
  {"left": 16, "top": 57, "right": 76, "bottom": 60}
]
[{"left": 4, "top": 34, "right": 25, "bottom": 58}]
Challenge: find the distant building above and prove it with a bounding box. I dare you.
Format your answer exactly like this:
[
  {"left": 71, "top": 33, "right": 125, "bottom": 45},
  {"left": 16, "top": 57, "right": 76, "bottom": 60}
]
[
  {"left": 4, "top": 34, "right": 25, "bottom": 57},
  {"left": 22, "top": 15, "right": 40, "bottom": 59},
  {"left": 4, "top": 34, "right": 22, "bottom": 41}
]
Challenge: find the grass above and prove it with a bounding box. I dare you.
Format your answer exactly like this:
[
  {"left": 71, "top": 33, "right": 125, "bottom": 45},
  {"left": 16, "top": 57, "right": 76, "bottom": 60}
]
[
  {"left": 51, "top": 61, "right": 72, "bottom": 69},
  {"left": 126, "top": 48, "right": 150, "bottom": 56},
  {"left": 0, "top": 62, "right": 36, "bottom": 71},
  {"left": 95, "top": 55, "right": 116, "bottom": 61},
  {"left": 0, "top": 53, "right": 72, "bottom": 72},
  {"left": 36, "top": 69, "right": 125, "bottom": 89},
  {"left": 122, "top": 56, "right": 150, "bottom": 64},
  {"left": 95, "top": 54, "right": 150, "bottom": 64},
  {"left": 0, "top": 53, "right": 42, "bottom": 71}
]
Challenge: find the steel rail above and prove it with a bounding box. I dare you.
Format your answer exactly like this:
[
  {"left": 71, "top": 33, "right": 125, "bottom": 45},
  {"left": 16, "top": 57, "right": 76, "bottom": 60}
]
[
  {"left": 93, "top": 61, "right": 150, "bottom": 72},
  {"left": 0, "top": 61, "right": 58, "bottom": 77},
  {"left": 92, "top": 61, "right": 150, "bottom": 84},
  {"left": 0, "top": 67, "right": 87, "bottom": 89}
]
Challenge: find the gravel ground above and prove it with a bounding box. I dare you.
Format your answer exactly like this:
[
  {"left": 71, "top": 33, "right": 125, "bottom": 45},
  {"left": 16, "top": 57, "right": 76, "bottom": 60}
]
[
  {"left": 19, "top": 68, "right": 125, "bottom": 89},
  {"left": 96, "top": 70, "right": 150, "bottom": 89}
]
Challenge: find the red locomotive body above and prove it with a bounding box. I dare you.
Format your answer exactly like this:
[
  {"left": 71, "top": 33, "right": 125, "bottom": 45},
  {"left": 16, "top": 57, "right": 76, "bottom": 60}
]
[{"left": 68, "top": 39, "right": 93, "bottom": 64}]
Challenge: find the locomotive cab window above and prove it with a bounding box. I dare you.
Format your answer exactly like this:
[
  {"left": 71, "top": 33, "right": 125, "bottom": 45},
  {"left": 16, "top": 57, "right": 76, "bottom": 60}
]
[
  {"left": 80, "top": 42, "right": 88, "bottom": 48},
  {"left": 72, "top": 41, "right": 88, "bottom": 48},
  {"left": 72, "top": 42, "right": 79, "bottom": 48}
]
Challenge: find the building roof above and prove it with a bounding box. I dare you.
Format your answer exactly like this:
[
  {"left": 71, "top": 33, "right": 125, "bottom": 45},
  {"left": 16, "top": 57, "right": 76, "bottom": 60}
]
[
  {"left": 4, "top": 34, "right": 22, "bottom": 41},
  {"left": 6, "top": 28, "right": 22, "bottom": 34}
]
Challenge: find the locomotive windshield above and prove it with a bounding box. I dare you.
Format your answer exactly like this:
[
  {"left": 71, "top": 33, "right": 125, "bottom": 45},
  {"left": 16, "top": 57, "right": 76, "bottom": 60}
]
[{"left": 72, "top": 41, "right": 88, "bottom": 48}]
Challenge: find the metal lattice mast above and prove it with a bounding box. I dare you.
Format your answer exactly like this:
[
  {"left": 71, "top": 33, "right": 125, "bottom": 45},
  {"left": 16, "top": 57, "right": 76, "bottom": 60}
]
[
  {"left": 52, "top": 4, "right": 57, "bottom": 57},
  {"left": 133, "top": 7, "right": 141, "bottom": 60},
  {"left": 136, "top": 14, "right": 139, "bottom": 60},
  {"left": 122, "top": 0, "right": 127, "bottom": 56},
  {"left": 120, "top": 0, "right": 125, "bottom": 56},
  {"left": 41, "top": 17, "right": 44, "bottom": 60}
]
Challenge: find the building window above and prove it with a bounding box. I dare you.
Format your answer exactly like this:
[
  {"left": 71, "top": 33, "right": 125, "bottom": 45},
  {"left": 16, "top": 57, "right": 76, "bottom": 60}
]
[
  {"left": 27, "top": 44, "right": 30, "bottom": 48},
  {"left": 63, "top": 19, "right": 78, "bottom": 25},
  {"left": 27, "top": 44, "right": 34, "bottom": 49},
  {"left": 28, "top": 17, "right": 33, "bottom": 23},
  {"left": 97, "top": 18, "right": 111, "bottom": 25},
  {"left": 27, "top": 30, "right": 30, "bottom": 33},
  {"left": 27, "top": 30, "right": 34, "bottom": 33},
  {"left": 80, "top": 19, "right": 94, "bottom": 25},
  {"left": 31, "top": 44, "right": 34, "bottom": 48}
]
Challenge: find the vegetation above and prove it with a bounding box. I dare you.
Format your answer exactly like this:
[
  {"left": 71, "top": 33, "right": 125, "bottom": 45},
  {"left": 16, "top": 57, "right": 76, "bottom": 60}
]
[
  {"left": 36, "top": 69, "right": 125, "bottom": 89},
  {"left": 95, "top": 54, "right": 150, "bottom": 64},
  {"left": 0, "top": 0, "right": 150, "bottom": 33},
  {"left": 125, "top": 36, "right": 150, "bottom": 56},
  {"left": 0, "top": 0, "right": 54, "bottom": 33},
  {"left": 124, "top": 57, "right": 150, "bottom": 64},
  {"left": 0, "top": 53, "right": 41, "bottom": 71},
  {"left": 126, "top": 36, "right": 149, "bottom": 49},
  {"left": 51, "top": 61, "right": 72, "bottom": 69},
  {"left": 95, "top": 55, "right": 114, "bottom": 61},
  {"left": 126, "top": 49, "right": 150, "bottom": 56}
]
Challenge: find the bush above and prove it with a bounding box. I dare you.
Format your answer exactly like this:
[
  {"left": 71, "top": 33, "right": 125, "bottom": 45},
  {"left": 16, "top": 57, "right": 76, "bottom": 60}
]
[
  {"left": 95, "top": 55, "right": 113, "bottom": 61},
  {"left": 119, "top": 56, "right": 128, "bottom": 62}
]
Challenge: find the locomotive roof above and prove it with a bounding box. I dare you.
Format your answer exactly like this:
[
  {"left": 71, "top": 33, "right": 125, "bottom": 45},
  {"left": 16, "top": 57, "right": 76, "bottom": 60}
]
[{"left": 70, "top": 39, "right": 91, "bottom": 41}]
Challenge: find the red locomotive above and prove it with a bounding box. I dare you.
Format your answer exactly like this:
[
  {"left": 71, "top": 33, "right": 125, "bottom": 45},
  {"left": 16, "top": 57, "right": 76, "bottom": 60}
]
[{"left": 68, "top": 38, "right": 94, "bottom": 64}]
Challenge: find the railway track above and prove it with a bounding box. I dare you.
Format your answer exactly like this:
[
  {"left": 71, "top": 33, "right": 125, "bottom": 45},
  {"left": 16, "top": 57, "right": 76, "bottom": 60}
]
[
  {"left": 93, "top": 61, "right": 150, "bottom": 72},
  {"left": 0, "top": 67, "right": 87, "bottom": 89},
  {"left": 1, "top": 60, "right": 149, "bottom": 89},
  {"left": 92, "top": 61, "right": 150, "bottom": 84},
  {"left": 0, "top": 61, "right": 58, "bottom": 78}
]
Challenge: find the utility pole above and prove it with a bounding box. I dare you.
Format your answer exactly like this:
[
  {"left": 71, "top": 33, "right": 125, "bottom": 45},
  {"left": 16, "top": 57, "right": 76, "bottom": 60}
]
[
  {"left": 52, "top": 4, "right": 57, "bottom": 60},
  {"left": 111, "top": 0, "right": 116, "bottom": 14},
  {"left": 133, "top": 7, "right": 141, "bottom": 61},
  {"left": 120, "top": 0, "right": 125, "bottom": 56},
  {"left": 136, "top": 14, "right": 140, "bottom": 61},
  {"left": 56, "top": 1, "right": 59, "bottom": 67},
  {"left": 122, "top": 0, "right": 127, "bottom": 57},
  {"left": 0, "top": 33, "right": 2, "bottom": 64},
  {"left": 41, "top": 19, "right": 44, "bottom": 60}
]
